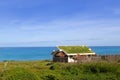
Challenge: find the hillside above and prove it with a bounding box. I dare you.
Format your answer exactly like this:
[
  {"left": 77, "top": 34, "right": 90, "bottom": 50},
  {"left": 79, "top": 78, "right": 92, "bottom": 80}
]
[{"left": 0, "top": 60, "right": 120, "bottom": 80}]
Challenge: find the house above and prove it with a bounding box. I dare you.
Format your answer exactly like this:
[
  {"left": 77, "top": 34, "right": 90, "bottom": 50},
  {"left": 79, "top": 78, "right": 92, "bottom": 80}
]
[{"left": 51, "top": 46, "right": 96, "bottom": 62}]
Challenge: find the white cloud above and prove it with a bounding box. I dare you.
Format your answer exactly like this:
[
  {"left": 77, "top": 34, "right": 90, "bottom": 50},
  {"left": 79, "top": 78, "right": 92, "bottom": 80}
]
[
  {"left": 1, "top": 11, "right": 120, "bottom": 46},
  {"left": 20, "top": 26, "right": 45, "bottom": 30}
]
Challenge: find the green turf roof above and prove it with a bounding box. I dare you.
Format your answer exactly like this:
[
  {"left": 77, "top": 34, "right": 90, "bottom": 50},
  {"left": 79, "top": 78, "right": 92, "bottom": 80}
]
[{"left": 58, "top": 46, "right": 93, "bottom": 53}]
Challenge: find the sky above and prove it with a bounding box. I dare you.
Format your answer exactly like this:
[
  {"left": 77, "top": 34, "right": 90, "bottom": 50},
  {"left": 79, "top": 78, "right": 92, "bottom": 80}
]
[{"left": 0, "top": 0, "right": 120, "bottom": 47}]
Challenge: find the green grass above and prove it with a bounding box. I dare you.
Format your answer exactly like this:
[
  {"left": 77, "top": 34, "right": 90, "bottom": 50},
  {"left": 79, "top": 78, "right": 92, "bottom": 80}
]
[
  {"left": 58, "top": 46, "right": 93, "bottom": 53},
  {"left": 0, "top": 60, "right": 120, "bottom": 80}
]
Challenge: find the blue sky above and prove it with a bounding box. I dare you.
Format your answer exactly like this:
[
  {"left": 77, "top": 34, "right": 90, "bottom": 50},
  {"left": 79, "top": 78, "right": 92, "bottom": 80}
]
[{"left": 0, "top": 0, "right": 120, "bottom": 46}]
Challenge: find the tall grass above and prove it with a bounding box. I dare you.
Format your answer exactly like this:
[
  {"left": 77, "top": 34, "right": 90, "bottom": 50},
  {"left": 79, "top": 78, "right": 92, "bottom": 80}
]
[{"left": 0, "top": 60, "right": 119, "bottom": 80}]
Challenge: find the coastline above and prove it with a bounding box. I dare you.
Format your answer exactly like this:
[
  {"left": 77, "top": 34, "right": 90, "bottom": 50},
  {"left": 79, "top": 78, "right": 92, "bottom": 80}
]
[{"left": 0, "top": 46, "right": 120, "bottom": 61}]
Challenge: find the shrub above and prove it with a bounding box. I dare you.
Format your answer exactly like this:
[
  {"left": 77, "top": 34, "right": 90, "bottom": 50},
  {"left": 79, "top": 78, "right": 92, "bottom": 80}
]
[{"left": 2, "top": 67, "right": 38, "bottom": 80}]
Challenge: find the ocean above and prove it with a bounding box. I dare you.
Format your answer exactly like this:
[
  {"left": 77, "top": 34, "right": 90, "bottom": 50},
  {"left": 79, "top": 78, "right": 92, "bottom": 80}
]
[
  {"left": 0, "top": 46, "right": 120, "bottom": 61},
  {"left": 90, "top": 46, "right": 120, "bottom": 55}
]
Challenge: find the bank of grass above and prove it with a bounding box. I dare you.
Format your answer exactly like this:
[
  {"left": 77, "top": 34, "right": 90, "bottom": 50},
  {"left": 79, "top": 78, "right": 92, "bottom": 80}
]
[{"left": 0, "top": 60, "right": 120, "bottom": 80}]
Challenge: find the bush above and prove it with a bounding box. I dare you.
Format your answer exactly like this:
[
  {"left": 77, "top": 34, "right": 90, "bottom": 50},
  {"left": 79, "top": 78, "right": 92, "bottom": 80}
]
[{"left": 2, "top": 67, "right": 38, "bottom": 80}]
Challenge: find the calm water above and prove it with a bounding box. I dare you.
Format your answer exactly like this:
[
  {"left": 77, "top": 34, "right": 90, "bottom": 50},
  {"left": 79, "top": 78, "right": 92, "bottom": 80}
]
[
  {"left": 90, "top": 46, "right": 120, "bottom": 55},
  {"left": 0, "top": 47, "right": 57, "bottom": 61},
  {"left": 0, "top": 46, "right": 120, "bottom": 61}
]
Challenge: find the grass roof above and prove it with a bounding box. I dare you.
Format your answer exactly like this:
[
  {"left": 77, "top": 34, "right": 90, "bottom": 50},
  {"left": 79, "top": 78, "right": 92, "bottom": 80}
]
[{"left": 58, "top": 46, "right": 93, "bottom": 53}]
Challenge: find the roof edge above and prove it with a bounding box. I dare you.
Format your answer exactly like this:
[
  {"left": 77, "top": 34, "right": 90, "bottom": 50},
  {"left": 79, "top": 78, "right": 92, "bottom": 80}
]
[{"left": 67, "top": 53, "right": 96, "bottom": 55}]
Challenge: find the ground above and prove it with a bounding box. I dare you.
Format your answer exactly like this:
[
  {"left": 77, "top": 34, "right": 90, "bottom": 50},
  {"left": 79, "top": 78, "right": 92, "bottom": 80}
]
[{"left": 0, "top": 60, "right": 120, "bottom": 80}]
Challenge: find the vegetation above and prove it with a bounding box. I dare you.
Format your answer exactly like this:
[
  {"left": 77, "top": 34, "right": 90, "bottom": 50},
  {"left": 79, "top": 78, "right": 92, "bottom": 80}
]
[
  {"left": 0, "top": 60, "right": 120, "bottom": 80},
  {"left": 58, "top": 46, "right": 93, "bottom": 53}
]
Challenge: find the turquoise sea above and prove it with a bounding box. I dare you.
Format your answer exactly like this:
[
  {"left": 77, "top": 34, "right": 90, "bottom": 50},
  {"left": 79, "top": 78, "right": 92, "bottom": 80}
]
[{"left": 0, "top": 46, "right": 120, "bottom": 61}]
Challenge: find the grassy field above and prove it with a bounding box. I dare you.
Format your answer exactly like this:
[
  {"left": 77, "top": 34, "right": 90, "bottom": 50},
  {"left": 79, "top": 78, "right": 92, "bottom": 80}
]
[{"left": 0, "top": 60, "right": 120, "bottom": 80}]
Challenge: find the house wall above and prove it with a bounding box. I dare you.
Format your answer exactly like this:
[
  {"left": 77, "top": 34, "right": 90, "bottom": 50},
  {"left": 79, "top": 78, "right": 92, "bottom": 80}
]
[
  {"left": 52, "top": 51, "right": 96, "bottom": 62},
  {"left": 68, "top": 57, "right": 77, "bottom": 62},
  {"left": 53, "top": 57, "right": 68, "bottom": 62},
  {"left": 74, "top": 55, "right": 95, "bottom": 62},
  {"left": 53, "top": 51, "right": 68, "bottom": 62}
]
